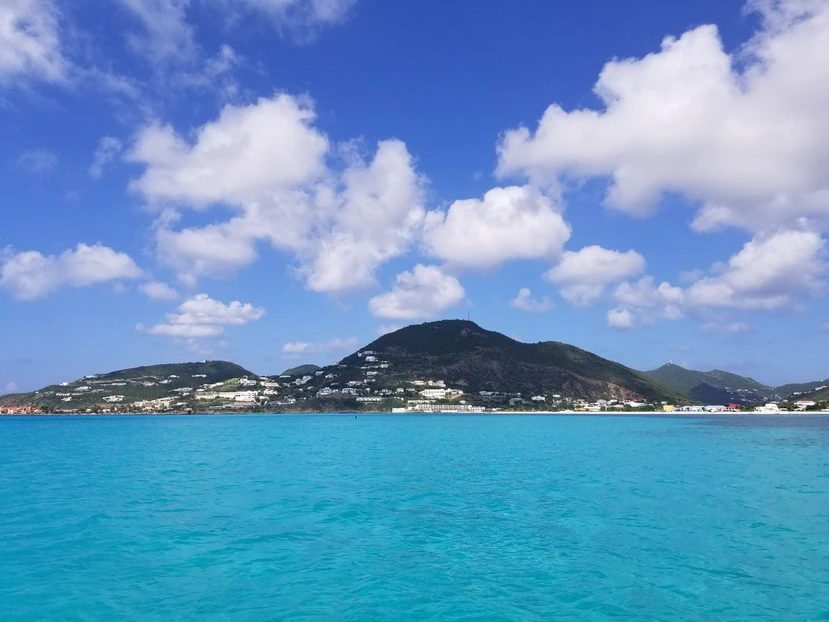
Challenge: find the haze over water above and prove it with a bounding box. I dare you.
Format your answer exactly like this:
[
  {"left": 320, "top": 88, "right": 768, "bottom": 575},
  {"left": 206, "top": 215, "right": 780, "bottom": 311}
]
[{"left": 2, "top": 414, "right": 828, "bottom": 620}]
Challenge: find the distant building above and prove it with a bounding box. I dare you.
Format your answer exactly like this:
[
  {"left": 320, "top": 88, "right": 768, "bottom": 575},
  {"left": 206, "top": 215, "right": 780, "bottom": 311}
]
[
  {"left": 795, "top": 400, "right": 817, "bottom": 410},
  {"left": 755, "top": 402, "right": 781, "bottom": 413},
  {"left": 409, "top": 403, "right": 484, "bottom": 413}
]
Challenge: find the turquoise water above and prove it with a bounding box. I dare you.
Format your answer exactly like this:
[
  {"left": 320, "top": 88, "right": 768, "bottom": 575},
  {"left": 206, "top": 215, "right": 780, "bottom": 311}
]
[{"left": 1, "top": 414, "right": 828, "bottom": 620}]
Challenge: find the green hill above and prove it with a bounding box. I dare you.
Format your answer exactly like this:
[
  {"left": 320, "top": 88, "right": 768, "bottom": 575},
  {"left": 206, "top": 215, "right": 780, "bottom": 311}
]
[
  {"left": 338, "top": 320, "right": 684, "bottom": 402},
  {"left": 642, "top": 363, "right": 774, "bottom": 404},
  {"left": 642, "top": 363, "right": 829, "bottom": 404},
  {"left": 787, "top": 384, "right": 829, "bottom": 403},
  {"left": 279, "top": 364, "right": 322, "bottom": 377},
  {"left": 0, "top": 360, "right": 255, "bottom": 410},
  {"left": 775, "top": 379, "right": 829, "bottom": 398}
]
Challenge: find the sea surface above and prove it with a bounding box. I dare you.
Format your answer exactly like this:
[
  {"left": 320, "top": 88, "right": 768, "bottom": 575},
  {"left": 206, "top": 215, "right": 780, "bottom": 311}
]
[{"left": 1, "top": 414, "right": 828, "bottom": 621}]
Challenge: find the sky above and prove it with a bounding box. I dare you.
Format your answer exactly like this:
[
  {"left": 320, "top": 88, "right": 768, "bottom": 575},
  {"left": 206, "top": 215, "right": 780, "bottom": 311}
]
[{"left": 2, "top": 0, "right": 829, "bottom": 391}]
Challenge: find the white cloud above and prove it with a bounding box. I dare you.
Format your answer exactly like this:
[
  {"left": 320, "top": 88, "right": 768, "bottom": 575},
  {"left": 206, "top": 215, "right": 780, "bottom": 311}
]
[
  {"left": 139, "top": 280, "right": 179, "bottom": 301},
  {"left": 120, "top": 0, "right": 354, "bottom": 66},
  {"left": 546, "top": 245, "right": 645, "bottom": 305},
  {"left": 129, "top": 94, "right": 426, "bottom": 293},
  {"left": 129, "top": 94, "right": 328, "bottom": 205},
  {"left": 606, "top": 228, "right": 826, "bottom": 328},
  {"left": 3, "top": 381, "right": 20, "bottom": 394},
  {"left": 155, "top": 219, "right": 262, "bottom": 283},
  {"left": 142, "top": 293, "right": 264, "bottom": 339},
  {"left": 170, "top": 44, "right": 242, "bottom": 99},
  {"left": 685, "top": 229, "right": 826, "bottom": 310},
  {"left": 17, "top": 149, "right": 57, "bottom": 173},
  {"left": 0, "top": 0, "right": 68, "bottom": 86},
  {"left": 299, "top": 139, "right": 426, "bottom": 294},
  {"left": 0, "top": 243, "right": 143, "bottom": 300},
  {"left": 496, "top": 2, "right": 829, "bottom": 232},
  {"left": 89, "top": 137, "right": 123, "bottom": 179},
  {"left": 280, "top": 336, "right": 358, "bottom": 359},
  {"left": 510, "top": 287, "right": 554, "bottom": 312},
  {"left": 607, "top": 307, "right": 634, "bottom": 330},
  {"left": 368, "top": 264, "right": 465, "bottom": 320},
  {"left": 610, "top": 276, "right": 686, "bottom": 327},
  {"left": 423, "top": 185, "right": 570, "bottom": 269},
  {"left": 214, "top": 0, "right": 355, "bottom": 41},
  {"left": 119, "top": 0, "right": 197, "bottom": 65}
]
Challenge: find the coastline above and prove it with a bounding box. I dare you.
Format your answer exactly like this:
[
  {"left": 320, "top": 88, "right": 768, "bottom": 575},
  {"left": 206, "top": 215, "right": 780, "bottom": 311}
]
[{"left": 2, "top": 410, "right": 828, "bottom": 417}]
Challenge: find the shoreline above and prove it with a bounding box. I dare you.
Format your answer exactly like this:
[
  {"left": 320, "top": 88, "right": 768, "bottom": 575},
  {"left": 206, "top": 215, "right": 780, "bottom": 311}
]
[{"left": 2, "top": 410, "right": 828, "bottom": 418}]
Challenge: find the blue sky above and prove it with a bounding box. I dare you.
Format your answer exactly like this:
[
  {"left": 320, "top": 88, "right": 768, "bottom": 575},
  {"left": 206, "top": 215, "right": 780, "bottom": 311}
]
[{"left": 2, "top": 0, "right": 829, "bottom": 391}]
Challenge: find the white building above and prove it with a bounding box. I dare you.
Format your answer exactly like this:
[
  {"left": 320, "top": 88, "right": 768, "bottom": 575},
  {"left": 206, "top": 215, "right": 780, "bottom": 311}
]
[
  {"left": 420, "top": 388, "right": 464, "bottom": 400},
  {"left": 410, "top": 404, "right": 484, "bottom": 413},
  {"left": 755, "top": 402, "right": 782, "bottom": 413},
  {"left": 233, "top": 391, "right": 258, "bottom": 403}
]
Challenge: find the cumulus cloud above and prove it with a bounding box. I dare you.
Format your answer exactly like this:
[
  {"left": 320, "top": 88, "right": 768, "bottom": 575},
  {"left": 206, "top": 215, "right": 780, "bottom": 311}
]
[
  {"left": 0, "top": 243, "right": 143, "bottom": 300},
  {"left": 510, "top": 288, "right": 554, "bottom": 312},
  {"left": 496, "top": 1, "right": 829, "bottom": 232},
  {"left": 129, "top": 94, "right": 426, "bottom": 293},
  {"left": 611, "top": 276, "right": 686, "bottom": 325},
  {"left": 17, "top": 149, "right": 57, "bottom": 173},
  {"left": 89, "top": 137, "right": 123, "bottom": 179},
  {"left": 546, "top": 245, "right": 646, "bottom": 305},
  {"left": 141, "top": 293, "right": 264, "bottom": 339},
  {"left": 607, "top": 228, "right": 827, "bottom": 328},
  {"left": 0, "top": 0, "right": 68, "bottom": 86},
  {"left": 607, "top": 307, "right": 634, "bottom": 330},
  {"left": 368, "top": 264, "right": 465, "bottom": 320},
  {"left": 129, "top": 94, "right": 328, "bottom": 204},
  {"left": 423, "top": 185, "right": 570, "bottom": 269},
  {"left": 684, "top": 229, "right": 826, "bottom": 310},
  {"left": 280, "top": 336, "right": 358, "bottom": 359},
  {"left": 139, "top": 280, "right": 179, "bottom": 301},
  {"left": 299, "top": 139, "right": 426, "bottom": 294}
]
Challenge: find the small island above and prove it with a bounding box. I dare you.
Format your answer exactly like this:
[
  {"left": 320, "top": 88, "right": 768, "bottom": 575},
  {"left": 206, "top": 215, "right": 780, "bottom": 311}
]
[{"left": 1, "top": 321, "right": 827, "bottom": 415}]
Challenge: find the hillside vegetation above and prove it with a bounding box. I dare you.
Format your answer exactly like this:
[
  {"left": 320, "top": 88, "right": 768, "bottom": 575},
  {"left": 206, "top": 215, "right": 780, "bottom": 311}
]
[
  {"left": 0, "top": 361, "right": 254, "bottom": 410},
  {"left": 642, "top": 363, "right": 828, "bottom": 404},
  {"left": 340, "top": 320, "right": 684, "bottom": 402}
]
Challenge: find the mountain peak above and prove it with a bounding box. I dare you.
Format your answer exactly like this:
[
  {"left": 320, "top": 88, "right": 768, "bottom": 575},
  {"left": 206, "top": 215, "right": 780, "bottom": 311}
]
[
  {"left": 355, "top": 319, "right": 517, "bottom": 358},
  {"left": 336, "top": 320, "right": 679, "bottom": 402}
]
